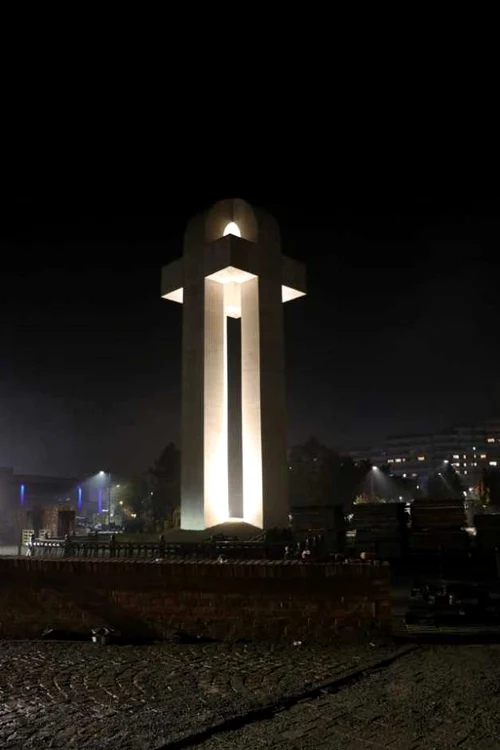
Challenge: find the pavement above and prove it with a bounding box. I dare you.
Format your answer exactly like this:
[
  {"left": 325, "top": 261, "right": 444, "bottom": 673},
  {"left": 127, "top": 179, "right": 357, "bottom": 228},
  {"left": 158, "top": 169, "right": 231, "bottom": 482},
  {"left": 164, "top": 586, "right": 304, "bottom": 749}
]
[
  {"left": 0, "top": 639, "right": 397, "bottom": 750},
  {"left": 197, "top": 643, "right": 500, "bottom": 750},
  {"left": 1, "top": 639, "right": 500, "bottom": 749}
]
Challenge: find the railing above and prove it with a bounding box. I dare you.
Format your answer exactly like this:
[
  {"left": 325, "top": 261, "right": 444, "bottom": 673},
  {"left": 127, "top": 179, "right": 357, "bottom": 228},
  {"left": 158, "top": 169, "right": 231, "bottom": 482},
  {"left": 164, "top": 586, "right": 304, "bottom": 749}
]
[{"left": 29, "top": 539, "right": 294, "bottom": 560}]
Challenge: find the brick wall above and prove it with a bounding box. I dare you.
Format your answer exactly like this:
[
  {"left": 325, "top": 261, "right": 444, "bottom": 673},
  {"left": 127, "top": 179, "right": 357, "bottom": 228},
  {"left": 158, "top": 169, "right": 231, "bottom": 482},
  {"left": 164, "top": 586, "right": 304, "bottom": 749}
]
[{"left": 0, "top": 558, "right": 391, "bottom": 641}]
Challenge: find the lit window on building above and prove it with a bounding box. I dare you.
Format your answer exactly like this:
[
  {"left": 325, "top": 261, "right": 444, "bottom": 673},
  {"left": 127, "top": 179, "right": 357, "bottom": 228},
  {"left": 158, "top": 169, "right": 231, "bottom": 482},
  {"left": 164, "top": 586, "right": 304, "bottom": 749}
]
[
  {"left": 490, "top": 461, "right": 498, "bottom": 467},
  {"left": 417, "top": 456, "right": 425, "bottom": 461},
  {"left": 453, "top": 462, "right": 460, "bottom": 467},
  {"left": 480, "top": 454, "right": 487, "bottom": 459},
  {"left": 464, "top": 470, "right": 468, "bottom": 474},
  {"left": 387, "top": 459, "right": 394, "bottom": 463},
  {"left": 487, "top": 438, "right": 495, "bottom": 443},
  {"left": 453, "top": 454, "right": 459, "bottom": 459},
  {"left": 395, "top": 458, "right": 401, "bottom": 463}
]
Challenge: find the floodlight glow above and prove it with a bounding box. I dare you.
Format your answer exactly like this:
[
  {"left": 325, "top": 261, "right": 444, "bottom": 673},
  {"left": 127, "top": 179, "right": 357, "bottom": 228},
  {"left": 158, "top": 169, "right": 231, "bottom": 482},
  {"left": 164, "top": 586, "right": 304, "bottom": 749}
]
[
  {"left": 20, "top": 484, "right": 25, "bottom": 505},
  {"left": 77, "top": 486, "right": 82, "bottom": 510},
  {"left": 223, "top": 221, "right": 241, "bottom": 238}
]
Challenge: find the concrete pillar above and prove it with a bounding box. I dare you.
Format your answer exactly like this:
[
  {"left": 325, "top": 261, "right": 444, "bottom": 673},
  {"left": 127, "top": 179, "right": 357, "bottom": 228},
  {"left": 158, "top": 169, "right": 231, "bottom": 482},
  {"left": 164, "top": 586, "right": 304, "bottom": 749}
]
[
  {"left": 180, "top": 278, "right": 228, "bottom": 530},
  {"left": 258, "top": 277, "right": 289, "bottom": 529},
  {"left": 241, "top": 277, "right": 263, "bottom": 528},
  {"left": 180, "top": 278, "right": 205, "bottom": 530},
  {"left": 203, "top": 278, "right": 228, "bottom": 528},
  {"left": 241, "top": 276, "right": 288, "bottom": 529}
]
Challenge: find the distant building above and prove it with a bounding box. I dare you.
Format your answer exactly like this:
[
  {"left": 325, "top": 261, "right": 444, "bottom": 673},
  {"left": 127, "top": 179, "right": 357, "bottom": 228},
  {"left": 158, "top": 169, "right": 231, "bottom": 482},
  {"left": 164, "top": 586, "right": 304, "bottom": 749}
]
[
  {"left": 0, "top": 467, "right": 78, "bottom": 543},
  {"left": 349, "top": 420, "right": 500, "bottom": 495}
]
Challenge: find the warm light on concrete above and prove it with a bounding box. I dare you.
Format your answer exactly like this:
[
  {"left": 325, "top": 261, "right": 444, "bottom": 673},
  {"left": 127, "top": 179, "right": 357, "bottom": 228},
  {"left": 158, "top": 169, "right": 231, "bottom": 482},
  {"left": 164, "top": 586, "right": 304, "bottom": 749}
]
[
  {"left": 223, "top": 221, "right": 241, "bottom": 237},
  {"left": 281, "top": 285, "right": 306, "bottom": 303},
  {"left": 161, "top": 198, "right": 306, "bottom": 530},
  {"left": 241, "top": 276, "right": 263, "bottom": 528},
  {"left": 162, "top": 287, "right": 184, "bottom": 303}
]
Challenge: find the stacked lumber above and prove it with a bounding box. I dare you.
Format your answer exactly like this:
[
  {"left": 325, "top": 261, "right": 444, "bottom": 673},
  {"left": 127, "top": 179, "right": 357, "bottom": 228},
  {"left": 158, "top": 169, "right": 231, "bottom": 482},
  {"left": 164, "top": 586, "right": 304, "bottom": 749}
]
[
  {"left": 411, "top": 498, "right": 466, "bottom": 531},
  {"left": 352, "top": 503, "right": 406, "bottom": 559},
  {"left": 291, "top": 505, "right": 345, "bottom": 552},
  {"left": 410, "top": 498, "right": 468, "bottom": 553},
  {"left": 290, "top": 504, "right": 344, "bottom": 533},
  {"left": 474, "top": 514, "right": 500, "bottom": 554}
]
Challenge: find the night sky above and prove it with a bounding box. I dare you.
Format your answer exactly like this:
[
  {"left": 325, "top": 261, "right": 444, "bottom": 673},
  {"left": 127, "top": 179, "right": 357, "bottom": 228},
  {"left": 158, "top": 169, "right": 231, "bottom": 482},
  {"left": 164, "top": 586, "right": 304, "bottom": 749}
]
[{"left": 1, "top": 180, "right": 499, "bottom": 479}]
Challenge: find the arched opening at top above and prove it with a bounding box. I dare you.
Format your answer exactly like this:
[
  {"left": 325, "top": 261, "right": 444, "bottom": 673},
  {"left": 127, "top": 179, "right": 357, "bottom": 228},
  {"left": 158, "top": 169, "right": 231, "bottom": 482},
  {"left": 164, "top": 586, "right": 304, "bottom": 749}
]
[{"left": 223, "top": 221, "right": 241, "bottom": 238}]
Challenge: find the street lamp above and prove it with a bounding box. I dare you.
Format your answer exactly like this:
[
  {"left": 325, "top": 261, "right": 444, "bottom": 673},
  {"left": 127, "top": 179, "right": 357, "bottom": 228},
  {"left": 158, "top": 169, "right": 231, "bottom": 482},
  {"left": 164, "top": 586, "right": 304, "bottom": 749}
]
[
  {"left": 99, "top": 471, "right": 112, "bottom": 527},
  {"left": 370, "top": 466, "right": 378, "bottom": 502}
]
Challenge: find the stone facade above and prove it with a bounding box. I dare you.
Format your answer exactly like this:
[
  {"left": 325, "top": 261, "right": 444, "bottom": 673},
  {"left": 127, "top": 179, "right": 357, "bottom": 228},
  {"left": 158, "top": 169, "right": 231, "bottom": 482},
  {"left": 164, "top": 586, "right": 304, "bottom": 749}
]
[{"left": 0, "top": 558, "right": 390, "bottom": 641}]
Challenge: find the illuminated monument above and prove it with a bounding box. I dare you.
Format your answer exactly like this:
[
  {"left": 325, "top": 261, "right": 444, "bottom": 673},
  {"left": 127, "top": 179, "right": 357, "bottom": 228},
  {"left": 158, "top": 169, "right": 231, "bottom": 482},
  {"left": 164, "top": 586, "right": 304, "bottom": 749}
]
[{"left": 162, "top": 199, "right": 306, "bottom": 530}]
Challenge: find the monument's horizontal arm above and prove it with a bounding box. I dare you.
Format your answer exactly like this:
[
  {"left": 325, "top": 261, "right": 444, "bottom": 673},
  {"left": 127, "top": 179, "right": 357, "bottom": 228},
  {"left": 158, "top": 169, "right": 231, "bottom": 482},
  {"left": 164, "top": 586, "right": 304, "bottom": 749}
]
[
  {"left": 161, "top": 234, "right": 306, "bottom": 312},
  {"left": 161, "top": 258, "right": 183, "bottom": 296},
  {"left": 281, "top": 255, "right": 306, "bottom": 296}
]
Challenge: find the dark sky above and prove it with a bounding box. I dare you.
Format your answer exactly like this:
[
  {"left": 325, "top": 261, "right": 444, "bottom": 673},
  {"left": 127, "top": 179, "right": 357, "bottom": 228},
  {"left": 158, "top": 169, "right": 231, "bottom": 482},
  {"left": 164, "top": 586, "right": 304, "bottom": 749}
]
[{"left": 1, "top": 179, "right": 499, "bottom": 479}]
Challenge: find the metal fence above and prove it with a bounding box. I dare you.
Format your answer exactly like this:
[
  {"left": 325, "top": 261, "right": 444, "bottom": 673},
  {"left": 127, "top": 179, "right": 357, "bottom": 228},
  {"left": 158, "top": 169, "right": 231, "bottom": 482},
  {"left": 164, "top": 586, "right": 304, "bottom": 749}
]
[{"left": 30, "top": 539, "right": 292, "bottom": 560}]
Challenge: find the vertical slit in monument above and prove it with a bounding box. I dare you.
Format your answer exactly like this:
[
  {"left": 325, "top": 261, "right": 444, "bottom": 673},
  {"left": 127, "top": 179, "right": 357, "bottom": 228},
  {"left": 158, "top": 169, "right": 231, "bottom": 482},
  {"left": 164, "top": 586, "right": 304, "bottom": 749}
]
[{"left": 227, "top": 316, "right": 243, "bottom": 518}]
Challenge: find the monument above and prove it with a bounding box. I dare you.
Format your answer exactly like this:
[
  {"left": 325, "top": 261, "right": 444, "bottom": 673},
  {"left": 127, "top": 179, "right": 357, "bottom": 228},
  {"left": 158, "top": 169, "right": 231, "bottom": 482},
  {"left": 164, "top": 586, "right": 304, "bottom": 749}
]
[{"left": 162, "top": 199, "right": 306, "bottom": 530}]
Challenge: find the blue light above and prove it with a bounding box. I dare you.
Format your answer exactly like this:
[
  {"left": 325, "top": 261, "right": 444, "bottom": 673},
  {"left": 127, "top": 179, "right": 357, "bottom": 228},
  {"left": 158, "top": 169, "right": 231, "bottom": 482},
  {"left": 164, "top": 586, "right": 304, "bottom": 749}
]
[
  {"left": 98, "top": 489, "right": 103, "bottom": 514},
  {"left": 77, "top": 486, "right": 82, "bottom": 510},
  {"left": 20, "top": 484, "right": 25, "bottom": 505}
]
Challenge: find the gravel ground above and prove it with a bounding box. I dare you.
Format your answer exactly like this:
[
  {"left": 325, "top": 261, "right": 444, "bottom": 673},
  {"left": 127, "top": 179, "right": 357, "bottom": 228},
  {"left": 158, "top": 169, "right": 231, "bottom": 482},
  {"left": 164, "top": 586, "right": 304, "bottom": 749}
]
[
  {"left": 0, "top": 639, "right": 397, "bottom": 750},
  {"left": 198, "top": 644, "right": 500, "bottom": 750}
]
